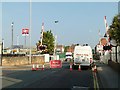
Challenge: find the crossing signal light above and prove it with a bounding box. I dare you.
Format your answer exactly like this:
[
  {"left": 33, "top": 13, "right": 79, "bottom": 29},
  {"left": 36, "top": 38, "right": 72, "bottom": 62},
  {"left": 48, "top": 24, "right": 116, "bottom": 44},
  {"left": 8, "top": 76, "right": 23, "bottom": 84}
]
[
  {"left": 103, "top": 45, "right": 112, "bottom": 50},
  {"left": 37, "top": 45, "right": 46, "bottom": 51}
]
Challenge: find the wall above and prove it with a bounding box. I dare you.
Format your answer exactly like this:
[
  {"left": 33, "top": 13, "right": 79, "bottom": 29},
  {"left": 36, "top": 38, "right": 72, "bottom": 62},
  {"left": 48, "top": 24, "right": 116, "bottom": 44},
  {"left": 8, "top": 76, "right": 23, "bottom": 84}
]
[{"left": 2, "top": 55, "right": 45, "bottom": 66}]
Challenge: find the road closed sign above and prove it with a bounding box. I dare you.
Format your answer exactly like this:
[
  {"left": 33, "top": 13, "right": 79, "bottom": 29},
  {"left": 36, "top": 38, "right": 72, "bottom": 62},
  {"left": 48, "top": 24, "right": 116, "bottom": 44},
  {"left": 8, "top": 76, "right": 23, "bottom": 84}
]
[{"left": 50, "top": 60, "right": 62, "bottom": 68}]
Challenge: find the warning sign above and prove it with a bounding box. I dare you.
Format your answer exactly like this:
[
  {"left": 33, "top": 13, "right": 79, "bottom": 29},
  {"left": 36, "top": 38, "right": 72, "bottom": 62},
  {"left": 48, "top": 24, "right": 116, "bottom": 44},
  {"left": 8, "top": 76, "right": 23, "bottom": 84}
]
[{"left": 50, "top": 60, "right": 62, "bottom": 68}]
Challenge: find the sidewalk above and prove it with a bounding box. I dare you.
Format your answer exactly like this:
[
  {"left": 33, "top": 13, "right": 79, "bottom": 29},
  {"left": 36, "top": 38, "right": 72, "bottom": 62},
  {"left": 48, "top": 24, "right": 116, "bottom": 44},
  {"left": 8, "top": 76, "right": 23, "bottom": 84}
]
[
  {"left": 96, "top": 62, "right": 120, "bottom": 88},
  {"left": 1, "top": 62, "right": 50, "bottom": 70}
]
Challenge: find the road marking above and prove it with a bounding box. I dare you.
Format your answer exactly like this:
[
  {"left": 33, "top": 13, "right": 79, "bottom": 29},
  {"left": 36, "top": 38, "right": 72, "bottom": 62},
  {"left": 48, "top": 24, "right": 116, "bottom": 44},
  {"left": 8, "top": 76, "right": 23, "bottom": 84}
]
[
  {"left": 93, "top": 72, "right": 99, "bottom": 90},
  {"left": 72, "top": 86, "right": 89, "bottom": 90}
]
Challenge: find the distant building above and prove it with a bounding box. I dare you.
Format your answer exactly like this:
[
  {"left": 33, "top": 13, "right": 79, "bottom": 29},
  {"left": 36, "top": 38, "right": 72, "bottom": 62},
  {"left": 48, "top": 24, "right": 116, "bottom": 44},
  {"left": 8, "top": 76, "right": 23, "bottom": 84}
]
[
  {"left": 66, "top": 44, "right": 75, "bottom": 53},
  {"left": 12, "top": 45, "right": 23, "bottom": 49},
  {"left": 100, "top": 38, "right": 107, "bottom": 46},
  {"left": 56, "top": 45, "right": 64, "bottom": 53}
]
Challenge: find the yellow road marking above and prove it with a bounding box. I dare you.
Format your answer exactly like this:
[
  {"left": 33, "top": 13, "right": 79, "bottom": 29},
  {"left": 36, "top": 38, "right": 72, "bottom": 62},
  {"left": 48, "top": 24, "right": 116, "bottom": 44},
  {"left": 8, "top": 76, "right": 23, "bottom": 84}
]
[{"left": 93, "top": 72, "right": 99, "bottom": 90}]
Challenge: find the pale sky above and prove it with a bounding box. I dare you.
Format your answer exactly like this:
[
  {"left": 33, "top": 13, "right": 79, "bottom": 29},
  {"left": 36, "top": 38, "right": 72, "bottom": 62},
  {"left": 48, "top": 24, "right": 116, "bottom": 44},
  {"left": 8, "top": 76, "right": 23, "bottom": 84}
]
[{"left": 1, "top": 1, "right": 119, "bottom": 48}]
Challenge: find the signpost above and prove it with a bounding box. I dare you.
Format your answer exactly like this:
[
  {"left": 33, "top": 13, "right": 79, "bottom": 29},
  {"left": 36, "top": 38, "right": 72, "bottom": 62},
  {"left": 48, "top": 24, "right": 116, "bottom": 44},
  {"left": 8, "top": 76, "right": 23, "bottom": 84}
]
[
  {"left": 22, "top": 28, "right": 29, "bottom": 48},
  {"left": 50, "top": 60, "right": 62, "bottom": 68}
]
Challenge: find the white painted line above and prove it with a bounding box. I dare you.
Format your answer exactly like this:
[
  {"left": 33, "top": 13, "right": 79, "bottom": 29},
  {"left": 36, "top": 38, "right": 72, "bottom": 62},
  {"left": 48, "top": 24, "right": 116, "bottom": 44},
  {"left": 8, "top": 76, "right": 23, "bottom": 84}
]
[{"left": 72, "top": 86, "right": 89, "bottom": 90}]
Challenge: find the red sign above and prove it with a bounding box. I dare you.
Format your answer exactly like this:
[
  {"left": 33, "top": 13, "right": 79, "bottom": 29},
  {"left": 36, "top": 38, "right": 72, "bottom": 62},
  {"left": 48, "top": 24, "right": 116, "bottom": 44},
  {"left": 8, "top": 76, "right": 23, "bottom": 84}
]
[
  {"left": 22, "top": 28, "right": 29, "bottom": 36},
  {"left": 50, "top": 60, "right": 62, "bottom": 68}
]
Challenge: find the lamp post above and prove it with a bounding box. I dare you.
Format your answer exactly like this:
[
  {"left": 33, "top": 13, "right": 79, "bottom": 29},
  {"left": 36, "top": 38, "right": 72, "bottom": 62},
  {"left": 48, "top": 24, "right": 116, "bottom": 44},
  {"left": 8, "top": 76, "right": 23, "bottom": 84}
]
[
  {"left": 29, "top": 0, "right": 32, "bottom": 64},
  {"left": 53, "top": 20, "right": 58, "bottom": 60}
]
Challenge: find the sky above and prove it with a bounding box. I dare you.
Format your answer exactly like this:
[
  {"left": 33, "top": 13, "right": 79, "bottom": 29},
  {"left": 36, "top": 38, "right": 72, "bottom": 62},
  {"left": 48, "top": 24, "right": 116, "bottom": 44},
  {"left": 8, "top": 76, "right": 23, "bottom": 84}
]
[{"left": 1, "top": 1, "right": 119, "bottom": 48}]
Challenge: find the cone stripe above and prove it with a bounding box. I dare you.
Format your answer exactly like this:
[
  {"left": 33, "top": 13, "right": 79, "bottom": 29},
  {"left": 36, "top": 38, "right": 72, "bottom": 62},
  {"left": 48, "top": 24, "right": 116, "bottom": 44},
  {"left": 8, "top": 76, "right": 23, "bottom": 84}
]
[
  {"left": 42, "top": 64, "right": 44, "bottom": 70},
  {"left": 32, "top": 64, "right": 36, "bottom": 71},
  {"left": 78, "top": 64, "right": 81, "bottom": 71},
  {"left": 70, "top": 63, "right": 72, "bottom": 71}
]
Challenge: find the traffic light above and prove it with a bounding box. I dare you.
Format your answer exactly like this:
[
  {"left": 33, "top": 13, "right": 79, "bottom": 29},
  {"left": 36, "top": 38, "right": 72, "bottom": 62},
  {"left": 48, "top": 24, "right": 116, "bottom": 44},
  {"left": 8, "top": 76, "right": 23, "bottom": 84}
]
[
  {"left": 103, "top": 45, "right": 112, "bottom": 50},
  {"left": 37, "top": 45, "right": 46, "bottom": 51}
]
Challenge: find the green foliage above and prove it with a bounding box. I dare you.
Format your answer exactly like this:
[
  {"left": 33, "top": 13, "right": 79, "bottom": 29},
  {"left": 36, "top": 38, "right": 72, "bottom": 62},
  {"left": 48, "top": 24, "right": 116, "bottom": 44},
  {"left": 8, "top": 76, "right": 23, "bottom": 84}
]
[
  {"left": 43, "top": 30, "right": 55, "bottom": 54},
  {"left": 109, "top": 14, "right": 120, "bottom": 45},
  {"left": 64, "top": 46, "right": 69, "bottom": 52},
  {"left": 37, "top": 30, "right": 55, "bottom": 54}
]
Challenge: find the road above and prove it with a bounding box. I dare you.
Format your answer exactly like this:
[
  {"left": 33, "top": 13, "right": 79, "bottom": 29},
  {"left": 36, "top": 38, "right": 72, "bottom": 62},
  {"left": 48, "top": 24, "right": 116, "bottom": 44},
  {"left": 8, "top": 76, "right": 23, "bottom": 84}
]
[{"left": 1, "top": 62, "right": 95, "bottom": 89}]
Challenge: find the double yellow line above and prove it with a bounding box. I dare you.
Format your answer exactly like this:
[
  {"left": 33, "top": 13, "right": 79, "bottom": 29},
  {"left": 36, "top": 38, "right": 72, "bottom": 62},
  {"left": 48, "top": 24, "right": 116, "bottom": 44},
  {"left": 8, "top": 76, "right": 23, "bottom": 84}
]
[{"left": 93, "top": 72, "right": 99, "bottom": 90}]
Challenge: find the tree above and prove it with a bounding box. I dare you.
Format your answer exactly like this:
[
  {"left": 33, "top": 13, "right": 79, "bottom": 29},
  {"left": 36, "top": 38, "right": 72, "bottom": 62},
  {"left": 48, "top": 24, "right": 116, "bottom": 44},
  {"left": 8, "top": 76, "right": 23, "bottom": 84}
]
[
  {"left": 109, "top": 14, "right": 120, "bottom": 45},
  {"left": 64, "top": 46, "right": 69, "bottom": 52},
  {"left": 36, "top": 30, "right": 55, "bottom": 54}
]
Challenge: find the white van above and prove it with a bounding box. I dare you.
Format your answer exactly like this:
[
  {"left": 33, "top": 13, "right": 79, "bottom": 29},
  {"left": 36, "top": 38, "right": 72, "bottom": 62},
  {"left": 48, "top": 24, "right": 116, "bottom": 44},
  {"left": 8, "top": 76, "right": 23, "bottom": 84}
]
[{"left": 73, "top": 45, "right": 93, "bottom": 67}]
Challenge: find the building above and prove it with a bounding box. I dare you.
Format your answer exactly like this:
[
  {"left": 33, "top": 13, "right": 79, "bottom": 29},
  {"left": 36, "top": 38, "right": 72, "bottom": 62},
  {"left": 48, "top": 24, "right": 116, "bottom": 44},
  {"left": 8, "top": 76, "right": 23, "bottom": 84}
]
[
  {"left": 56, "top": 45, "right": 64, "bottom": 53},
  {"left": 100, "top": 38, "right": 107, "bottom": 46},
  {"left": 66, "top": 44, "right": 76, "bottom": 53}
]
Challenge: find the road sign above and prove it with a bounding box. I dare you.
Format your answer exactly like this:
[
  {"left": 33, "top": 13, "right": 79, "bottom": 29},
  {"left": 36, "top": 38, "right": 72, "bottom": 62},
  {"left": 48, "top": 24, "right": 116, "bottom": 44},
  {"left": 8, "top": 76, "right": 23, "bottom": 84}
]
[
  {"left": 22, "top": 28, "right": 29, "bottom": 36},
  {"left": 50, "top": 60, "right": 62, "bottom": 68}
]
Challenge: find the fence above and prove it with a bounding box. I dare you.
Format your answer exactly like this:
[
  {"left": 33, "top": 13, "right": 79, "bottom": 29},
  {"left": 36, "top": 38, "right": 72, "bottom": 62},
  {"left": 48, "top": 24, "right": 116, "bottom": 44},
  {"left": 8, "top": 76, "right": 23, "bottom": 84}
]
[
  {"left": 102, "top": 46, "right": 120, "bottom": 64},
  {"left": 111, "top": 46, "right": 120, "bottom": 63}
]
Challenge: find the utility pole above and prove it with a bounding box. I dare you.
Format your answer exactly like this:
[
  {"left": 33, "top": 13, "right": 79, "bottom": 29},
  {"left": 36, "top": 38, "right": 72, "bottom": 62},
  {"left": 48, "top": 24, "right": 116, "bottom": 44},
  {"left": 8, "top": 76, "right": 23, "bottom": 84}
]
[
  {"left": 25, "top": 35, "right": 26, "bottom": 48},
  {"left": 11, "top": 22, "right": 14, "bottom": 49},
  {"left": 54, "top": 35, "right": 57, "bottom": 60}
]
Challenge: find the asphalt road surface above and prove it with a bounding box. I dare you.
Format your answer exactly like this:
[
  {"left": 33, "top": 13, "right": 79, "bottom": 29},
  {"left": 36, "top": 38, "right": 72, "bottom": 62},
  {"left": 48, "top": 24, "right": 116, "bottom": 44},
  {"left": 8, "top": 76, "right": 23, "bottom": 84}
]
[{"left": 2, "top": 62, "right": 95, "bottom": 89}]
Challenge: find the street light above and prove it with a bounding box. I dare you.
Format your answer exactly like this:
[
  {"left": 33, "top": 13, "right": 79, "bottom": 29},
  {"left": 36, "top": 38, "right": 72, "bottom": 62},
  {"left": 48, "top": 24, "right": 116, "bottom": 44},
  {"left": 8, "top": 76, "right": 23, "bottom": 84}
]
[
  {"left": 53, "top": 20, "right": 58, "bottom": 60},
  {"left": 29, "top": 0, "right": 32, "bottom": 64}
]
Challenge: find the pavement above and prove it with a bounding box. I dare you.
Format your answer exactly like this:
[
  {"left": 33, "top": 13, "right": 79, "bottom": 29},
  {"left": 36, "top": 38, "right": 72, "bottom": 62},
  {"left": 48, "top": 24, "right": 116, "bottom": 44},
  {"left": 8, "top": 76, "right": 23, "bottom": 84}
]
[
  {"left": 1, "top": 62, "right": 50, "bottom": 70},
  {"left": 96, "top": 61, "right": 120, "bottom": 89},
  {"left": 0, "top": 63, "right": 50, "bottom": 76}
]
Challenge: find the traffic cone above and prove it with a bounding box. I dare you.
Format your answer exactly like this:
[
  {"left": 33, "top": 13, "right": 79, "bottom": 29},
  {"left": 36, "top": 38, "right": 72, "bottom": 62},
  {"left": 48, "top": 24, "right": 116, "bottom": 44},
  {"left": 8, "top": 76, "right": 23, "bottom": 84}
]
[
  {"left": 32, "top": 64, "right": 36, "bottom": 71},
  {"left": 41, "top": 64, "right": 44, "bottom": 70},
  {"left": 78, "top": 64, "right": 81, "bottom": 71},
  {"left": 36, "top": 64, "right": 39, "bottom": 70},
  {"left": 94, "top": 65, "right": 97, "bottom": 72},
  {"left": 70, "top": 63, "right": 72, "bottom": 71}
]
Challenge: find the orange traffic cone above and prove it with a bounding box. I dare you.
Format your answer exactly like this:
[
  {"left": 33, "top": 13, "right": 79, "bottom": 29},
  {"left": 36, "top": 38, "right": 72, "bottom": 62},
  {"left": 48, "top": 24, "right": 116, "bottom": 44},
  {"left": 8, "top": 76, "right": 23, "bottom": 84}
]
[
  {"left": 94, "top": 65, "right": 97, "bottom": 72},
  {"left": 70, "top": 63, "right": 72, "bottom": 71},
  {"left": 36, "top": 64, "right": 39, "bottom": 70},
  {"left": 78, "top": 64, "right": 81, "bottom": 71},
  {"left": 41, "top": 64, "right": 44, "bottom": 70},
  {"left": 32, "top": 64, "right": 36, "bottom": 71}
]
